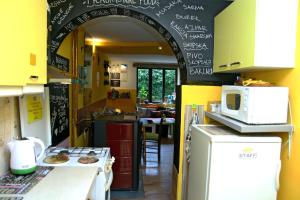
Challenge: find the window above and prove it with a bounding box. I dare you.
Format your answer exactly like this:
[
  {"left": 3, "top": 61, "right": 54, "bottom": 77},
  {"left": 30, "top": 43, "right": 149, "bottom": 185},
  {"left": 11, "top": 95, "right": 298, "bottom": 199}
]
[{"left": 137, "top": 66, "right": 177, "bottom": 103}]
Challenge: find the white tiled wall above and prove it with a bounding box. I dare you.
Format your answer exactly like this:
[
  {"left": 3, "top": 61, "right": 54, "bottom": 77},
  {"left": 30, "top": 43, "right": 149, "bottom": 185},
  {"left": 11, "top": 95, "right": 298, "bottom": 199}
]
[{"left": 0, "top": 97, "right": 20, "bottom": 175}]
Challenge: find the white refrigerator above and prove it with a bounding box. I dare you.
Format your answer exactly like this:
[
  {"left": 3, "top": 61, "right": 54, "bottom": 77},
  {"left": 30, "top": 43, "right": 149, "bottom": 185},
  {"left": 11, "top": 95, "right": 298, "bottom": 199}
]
[{"left": 188, "top": 125, "right": 282, "bottom": 200}]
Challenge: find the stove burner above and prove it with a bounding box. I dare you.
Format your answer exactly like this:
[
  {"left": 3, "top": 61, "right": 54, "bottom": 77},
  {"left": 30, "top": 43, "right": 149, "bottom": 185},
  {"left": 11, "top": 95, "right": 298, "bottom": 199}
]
[
  {"left": 78, "top": 156, "right": 99, "bottom": 164},
  {"left": 43, "top": 154, "right": 69, "bottom": 164},
  {"left": 59, "top": 150, "right": 69, "bottom": 155},
  {"left": 87, "top": 150, "right": 96, "bottom": 156}
]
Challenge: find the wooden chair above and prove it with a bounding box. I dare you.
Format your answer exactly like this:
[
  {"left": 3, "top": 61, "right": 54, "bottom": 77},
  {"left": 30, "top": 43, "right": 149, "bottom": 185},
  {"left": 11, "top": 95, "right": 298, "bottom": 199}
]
[{"left": 142, "top": 118, "right": 163, "bottom": 162}]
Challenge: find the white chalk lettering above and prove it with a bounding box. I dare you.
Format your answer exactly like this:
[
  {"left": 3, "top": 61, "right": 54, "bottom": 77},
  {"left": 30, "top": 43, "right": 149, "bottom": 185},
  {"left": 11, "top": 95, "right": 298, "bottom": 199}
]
[
  {"left": 176, "top": 14, "right": 201, "bottom": 22},
  {"left": 189, "top": 33, "right": 212, "bottom": 40},
  {"left": 85, "top": 0, "right": 159, "bottom": 9},
  {"left": 139, "top": 0, "right": 159, "bottom": 6},
  {"left": 189, "top": 59, "right": 211, "bottom": 65},
  {"left": 50, "top": 0, "right": 67, "bottom": 8},
  {"left": 183, "top": 4, "right": 204, "bottom": 11},
  {"left": 189, "top": 67, "right": 213, "bottom": 76},
  {"left": 185, "top": 24, "right": 208, "bottom": 33},
  {"left": 183, "top": 42, "right": 208, "bottom": 51},
  {"left": 57, "top": 3, "right": 74, "bottom": 25},
  {"left": 90, "top": 9, "right": 110, "bottom": 16},
  {"left": 51, "top": 8, "right": 63, "bottom": 24},
  {"left": 156, "top": 0, "right": 182, "bottom": 17},
  {"left": 187, "top": 52, "right": 203, "bottom": 60},
  {"left": 170, "top": 21, "right": 187, "bottom": 39}
]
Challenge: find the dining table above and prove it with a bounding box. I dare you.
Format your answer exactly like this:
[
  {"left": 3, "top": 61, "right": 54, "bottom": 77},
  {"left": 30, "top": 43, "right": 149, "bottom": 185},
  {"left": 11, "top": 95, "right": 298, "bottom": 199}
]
[{"left": 139, "top": 117, "right": 175, "bottom": 138}]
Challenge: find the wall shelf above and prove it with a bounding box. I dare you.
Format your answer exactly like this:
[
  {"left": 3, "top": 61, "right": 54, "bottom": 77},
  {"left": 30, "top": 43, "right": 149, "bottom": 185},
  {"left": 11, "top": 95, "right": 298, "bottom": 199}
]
[{"left": 205, "top": 111, "right": 294, "bottom": 158}]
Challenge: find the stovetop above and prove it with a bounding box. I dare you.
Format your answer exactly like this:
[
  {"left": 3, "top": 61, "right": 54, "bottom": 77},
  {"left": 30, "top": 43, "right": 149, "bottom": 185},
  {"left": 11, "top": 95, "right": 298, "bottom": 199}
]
[
  {"left": 46, "top": 147, "right": 109, "bottom": 158},
  {"left": 38, "top": 147, "right": 110, "bottom": 168}
]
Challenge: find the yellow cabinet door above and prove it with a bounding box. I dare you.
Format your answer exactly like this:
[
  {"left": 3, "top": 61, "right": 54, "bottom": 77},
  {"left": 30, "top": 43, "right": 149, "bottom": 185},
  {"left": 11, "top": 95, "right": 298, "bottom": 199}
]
[
  {"left": 0, "top": 2, "right": 27, "bottom": 86},
  {"left": 214, "top": 0, "right": 256, "bottom": 73},
  {"left": 213, "top": 0, "right": 298, "bottom": 73},
  {"left": 25, "top": 0, "right": 47, "bottom": 85},
  {"left": 213, "top": 10, "right": 231, "bottom": 72},
  {"left": 0, "top": 0, "right": 47, "bottom": 86}
]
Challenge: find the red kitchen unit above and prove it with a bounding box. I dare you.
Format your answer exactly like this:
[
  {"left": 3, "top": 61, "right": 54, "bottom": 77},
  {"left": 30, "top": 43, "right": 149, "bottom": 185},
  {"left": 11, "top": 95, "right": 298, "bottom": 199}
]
[{"left": 106, "top": 122, "right": 134, "bottom": 190}]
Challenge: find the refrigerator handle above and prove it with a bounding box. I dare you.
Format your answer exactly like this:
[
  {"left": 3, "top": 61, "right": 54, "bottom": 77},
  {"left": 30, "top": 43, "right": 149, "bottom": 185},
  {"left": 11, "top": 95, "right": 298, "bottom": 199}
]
[{"left": 275, "top": 160, "right": 282, "bottom": 191}]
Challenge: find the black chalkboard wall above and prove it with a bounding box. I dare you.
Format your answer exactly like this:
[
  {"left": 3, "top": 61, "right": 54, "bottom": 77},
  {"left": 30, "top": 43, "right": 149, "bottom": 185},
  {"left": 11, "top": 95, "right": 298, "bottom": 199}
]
[
  {"left": 48, "top": 0, "right": 237, "bottom": 84},
  {"left": 48, "top": 84, "right": 70, "bottom": 146}
]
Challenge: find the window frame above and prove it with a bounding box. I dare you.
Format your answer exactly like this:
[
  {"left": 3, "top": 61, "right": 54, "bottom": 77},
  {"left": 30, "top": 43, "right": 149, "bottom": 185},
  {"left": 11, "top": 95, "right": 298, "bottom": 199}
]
[{"left": 136, "top": 64, "right": 177, "bottom": 103}]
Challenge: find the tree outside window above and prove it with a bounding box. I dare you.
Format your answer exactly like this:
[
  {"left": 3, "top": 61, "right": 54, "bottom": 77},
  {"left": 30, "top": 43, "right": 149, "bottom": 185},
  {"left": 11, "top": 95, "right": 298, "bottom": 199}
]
[{"left": 137, "top": 67, "right": 176, "bottom": 103}]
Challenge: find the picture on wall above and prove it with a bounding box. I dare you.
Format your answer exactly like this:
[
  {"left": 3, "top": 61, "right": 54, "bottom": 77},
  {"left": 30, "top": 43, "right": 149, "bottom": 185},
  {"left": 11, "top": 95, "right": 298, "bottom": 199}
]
[
  {"left": 110, "top": 80, "right": 120, "bottom": 87},
  {"left": 110, "top": 72, "right": 120, "bottom": 79},
  {"left": 120, "top": 73, "right": 128, "bottom": 82}
]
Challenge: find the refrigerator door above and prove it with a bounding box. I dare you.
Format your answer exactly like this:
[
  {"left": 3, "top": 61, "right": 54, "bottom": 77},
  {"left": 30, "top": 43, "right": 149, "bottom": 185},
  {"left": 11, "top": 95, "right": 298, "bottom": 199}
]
[
  {"left": 188, "top": 128, "right": 211, "bottom": 200},
  {"left": 208, "top": 142, "right": 281, "bottom": 200}
]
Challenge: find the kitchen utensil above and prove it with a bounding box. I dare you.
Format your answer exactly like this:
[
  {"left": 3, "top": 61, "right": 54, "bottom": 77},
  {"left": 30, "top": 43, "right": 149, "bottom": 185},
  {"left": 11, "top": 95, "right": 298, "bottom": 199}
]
[{"left": 8, "top": 137, "right": 45, "bottom": 175}]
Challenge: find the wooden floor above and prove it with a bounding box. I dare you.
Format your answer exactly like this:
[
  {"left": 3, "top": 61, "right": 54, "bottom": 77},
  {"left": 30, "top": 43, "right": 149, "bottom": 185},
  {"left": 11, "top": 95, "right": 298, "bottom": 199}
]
[
  {"left": 142, "top": 138, "right": 174, "bottom": 200},
  {"left": 112, "top": 138, "right": 174, "bottom": 200}
]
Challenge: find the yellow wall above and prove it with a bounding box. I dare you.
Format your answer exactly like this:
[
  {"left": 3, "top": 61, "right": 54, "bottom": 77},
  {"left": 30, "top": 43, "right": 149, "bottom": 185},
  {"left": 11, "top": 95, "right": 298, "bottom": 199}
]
[
  {"left": 77, "top": 28, "right": 85, "bottom": 110},
  {"left": 177, "top": 85, "right": 222, "bottom": 199},
  {"left": 91, "top": 49, "right": 110, "bottom": 102},
  {"left": 57, "top": 34, "right": 73, "bottom": 63},
  {"left": 106, "top": 89, "right": 137, "bottom": 113},
  {"left": 242, "top": 4, "right": 300, "bottom": 200},
  {"left": 57, "top": 29, "right": 88, "bottom": 147}
]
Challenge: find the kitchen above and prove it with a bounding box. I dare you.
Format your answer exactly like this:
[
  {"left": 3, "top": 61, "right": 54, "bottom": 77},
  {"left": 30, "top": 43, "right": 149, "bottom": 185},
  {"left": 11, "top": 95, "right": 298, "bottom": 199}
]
[{"left": 1, "top": 0, "right": 300, "bottom": 200}]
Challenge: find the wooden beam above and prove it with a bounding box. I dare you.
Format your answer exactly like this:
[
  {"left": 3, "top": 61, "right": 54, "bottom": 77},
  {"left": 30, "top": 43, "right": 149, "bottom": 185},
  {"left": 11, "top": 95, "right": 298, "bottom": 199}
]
[
  {"left": 97, "top": 45, "right": 173, "bottom": 55},
  {"left": 85, "top": 40, "right": 164, "bottom": 47},
  {"left": 85, "top": 40, "right": 174, "bottom": 55}
]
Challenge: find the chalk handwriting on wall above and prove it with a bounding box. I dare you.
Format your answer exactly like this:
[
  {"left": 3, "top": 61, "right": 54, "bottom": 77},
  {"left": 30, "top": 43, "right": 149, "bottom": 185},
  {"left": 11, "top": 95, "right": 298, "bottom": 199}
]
[
  {"left": 183, "top": 4, "right": 204, "bottom": 11},
  {"left": 83, "top": 0, "right": 160, "bottom": 9},
  {"left": 49, "top": 0, "right": 236, "bottom": 83},
  {"left": 50, "top": 0, "right": 67, "bottom": 8},
  {"left": 49, "top": 84, "right": 69, "bottom": 146},
  {"left": 51, "top": 2, "right": 74, "bottom": 25},
  {"left": 155, "top": 0, "right": 182, "bottom": 17},
  {"left": 54, "top": 54, "right": 69, "bottom": 72}
]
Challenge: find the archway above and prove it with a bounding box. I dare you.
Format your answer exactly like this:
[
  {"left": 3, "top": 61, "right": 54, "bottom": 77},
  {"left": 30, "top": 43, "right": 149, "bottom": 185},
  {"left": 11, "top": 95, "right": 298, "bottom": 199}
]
[
  {"left": 48, "top": 1, "right": 237, "bottom": 84},
  {"left": 49, "top": 7, "right": 187, "bottom": 83}
]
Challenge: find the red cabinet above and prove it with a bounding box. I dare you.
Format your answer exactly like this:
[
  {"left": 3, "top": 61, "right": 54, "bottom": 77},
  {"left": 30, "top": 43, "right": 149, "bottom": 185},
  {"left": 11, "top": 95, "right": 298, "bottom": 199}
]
[{"left": 106, "top": 123, "right": 134, "bottom": 189}]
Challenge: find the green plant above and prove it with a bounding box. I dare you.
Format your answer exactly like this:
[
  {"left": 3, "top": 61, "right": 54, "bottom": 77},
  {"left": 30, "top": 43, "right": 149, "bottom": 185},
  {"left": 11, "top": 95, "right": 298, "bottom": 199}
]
[{"left": 139, "top": 87, "right": 148, "bottom": 100}]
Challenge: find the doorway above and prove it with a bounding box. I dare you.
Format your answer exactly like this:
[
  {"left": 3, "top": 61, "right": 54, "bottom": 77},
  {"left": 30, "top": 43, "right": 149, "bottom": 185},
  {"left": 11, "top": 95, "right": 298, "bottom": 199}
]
[{"left": 56, "top": 14, "right": 180, "bottom": 199}]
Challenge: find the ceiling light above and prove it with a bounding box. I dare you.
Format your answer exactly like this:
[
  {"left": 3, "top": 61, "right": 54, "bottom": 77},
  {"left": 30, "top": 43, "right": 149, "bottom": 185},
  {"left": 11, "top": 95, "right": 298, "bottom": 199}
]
[{"left": 158, "top": 46, "right": 162, "bottom": 50}]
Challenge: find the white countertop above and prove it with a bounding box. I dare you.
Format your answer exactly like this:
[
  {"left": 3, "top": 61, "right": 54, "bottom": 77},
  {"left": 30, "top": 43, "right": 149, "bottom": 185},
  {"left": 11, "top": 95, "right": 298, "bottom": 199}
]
[{"left": 0, "top": 166, "right": 98, "bottom": 200}]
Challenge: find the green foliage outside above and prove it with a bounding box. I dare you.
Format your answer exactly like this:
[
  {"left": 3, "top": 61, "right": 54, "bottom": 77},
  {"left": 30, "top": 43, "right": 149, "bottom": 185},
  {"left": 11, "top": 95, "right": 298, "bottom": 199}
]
[
  {"left": 137, "top": 69, "right": 149, "bottom": 100},
  {"left": 152, "top": 69, "right": 163, "bottom": 102},
  {"left": 165, "top": 70, "right": 176, "bottom": 99},
  {"left": 137, "top": 68, "right": 176, "bottom": 102}
]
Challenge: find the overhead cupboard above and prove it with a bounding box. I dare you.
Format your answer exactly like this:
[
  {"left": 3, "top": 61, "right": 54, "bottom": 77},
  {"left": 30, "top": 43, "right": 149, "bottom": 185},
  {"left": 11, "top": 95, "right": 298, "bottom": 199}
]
[
  {"left": 213, "top": 0, "right": 299, "bottom": 73},
  {"left": 0, "top": 0, "right": 47, "bottom": 96}
]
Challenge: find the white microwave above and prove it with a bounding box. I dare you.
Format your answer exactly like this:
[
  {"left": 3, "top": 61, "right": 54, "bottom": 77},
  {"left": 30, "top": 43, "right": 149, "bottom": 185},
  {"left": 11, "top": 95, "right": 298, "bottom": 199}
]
[{"left": 221, "top": 85, "right": 289, "bottom": 124}]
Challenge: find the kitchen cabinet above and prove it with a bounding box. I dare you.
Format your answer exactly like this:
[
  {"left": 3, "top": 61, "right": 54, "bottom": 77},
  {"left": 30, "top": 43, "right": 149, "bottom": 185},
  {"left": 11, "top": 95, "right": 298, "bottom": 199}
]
[
  {"left": 0, "top": 0, "right": 47, "bottom": 86},
  {"left": 107, "top": 122, "right": 134, "bottom": 189},
  {"left": 213, "top": 0, "right": 298, "bottom": 73},
  {"left": 0, "top": 167, "right": 98, "bottom": 200}
]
